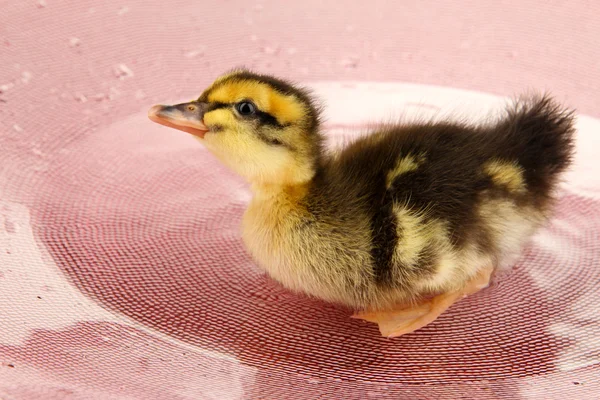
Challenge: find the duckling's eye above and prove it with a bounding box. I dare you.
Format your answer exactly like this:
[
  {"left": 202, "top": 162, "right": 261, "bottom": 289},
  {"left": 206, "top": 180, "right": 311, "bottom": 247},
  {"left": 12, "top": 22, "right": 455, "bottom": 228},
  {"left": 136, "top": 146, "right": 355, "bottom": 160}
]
[{"left": 235, "top": 101, "right": 256, "bottom": 116}]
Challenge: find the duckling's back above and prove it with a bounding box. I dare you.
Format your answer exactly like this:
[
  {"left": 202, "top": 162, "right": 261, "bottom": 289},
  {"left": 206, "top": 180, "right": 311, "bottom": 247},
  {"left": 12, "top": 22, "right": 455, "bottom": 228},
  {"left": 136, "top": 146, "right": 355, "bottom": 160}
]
[{"left": 306, "top": 95, "right": 575, "bottom": 305}]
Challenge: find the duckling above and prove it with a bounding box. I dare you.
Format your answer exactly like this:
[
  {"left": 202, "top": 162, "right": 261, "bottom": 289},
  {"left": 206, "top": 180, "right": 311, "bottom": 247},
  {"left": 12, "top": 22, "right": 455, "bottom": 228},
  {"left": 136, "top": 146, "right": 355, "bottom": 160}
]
[{"left": 148, "top": 69, "right": 575, "bottom": 337}]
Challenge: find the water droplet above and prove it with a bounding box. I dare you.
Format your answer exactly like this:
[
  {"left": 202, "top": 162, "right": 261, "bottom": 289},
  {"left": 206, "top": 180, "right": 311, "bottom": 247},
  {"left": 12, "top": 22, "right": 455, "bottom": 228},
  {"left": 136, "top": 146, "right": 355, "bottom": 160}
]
[
  {"left": 340, "top": 56, "right": 359, "bottom": 68},
  {"left": 184, "top": 47, "right": 205, "bottom": 58},
  {"left": 74, "top": 93, "right": 87, "bottom": 102},
  {"left": 36, "top": 0, "right": 47, "bottom": 8},
  {"left": 92, "top": 93, "right": 106, "bottom": 102},
  {"left": 113, "top": 63, "right": 134, "bottom": 80},
  {"left": 286, "top": 47, "right": 297, "bottom": 55},
  {"left": 261, "top": 46, "right": 279, "bottom": 55},
  {"left": 307, "top": 378, "right": 320, "bottom": 384},
  {"left": 20, "top": 71, "right": 32, "bottom": 84},
  {"left": 108, "top": 87, "right": 120, "bottom": 100},
  {"left": 117, "top": 6, "right": 129, "bottom": 16},
  {"left": 69, "top": 37, "right": 81, "bottom": 47},
  {"left": 250, "top": 34, "right": 258, "bottom": 42},
  {"left": 0, "top": 83, "right": 14, "bottom": 93},
  {"left": 12, "top": 124, "right": 23, "bottom": 132},
  {"left": 253, "top": 4, "right": 264, "bottom": 11},
  {"left": 135, "top": 90, "right": 146, "bottom": 100},
  {"left": 345, "top": 25, "right": 355, "bottom": 32}
]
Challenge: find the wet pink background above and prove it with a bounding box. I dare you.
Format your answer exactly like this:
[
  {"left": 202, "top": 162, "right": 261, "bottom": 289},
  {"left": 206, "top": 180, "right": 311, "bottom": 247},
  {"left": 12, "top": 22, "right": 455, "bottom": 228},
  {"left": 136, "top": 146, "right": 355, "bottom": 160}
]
[{"left": 1, "top": 1, "right": 600, "bottom": 399}]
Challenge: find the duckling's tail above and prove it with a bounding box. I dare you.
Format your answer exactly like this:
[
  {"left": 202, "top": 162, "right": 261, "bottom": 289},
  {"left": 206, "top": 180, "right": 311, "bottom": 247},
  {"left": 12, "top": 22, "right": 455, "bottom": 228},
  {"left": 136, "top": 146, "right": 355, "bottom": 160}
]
[{"left": 496, "top": 94, "right": 576, "bottom": 199}]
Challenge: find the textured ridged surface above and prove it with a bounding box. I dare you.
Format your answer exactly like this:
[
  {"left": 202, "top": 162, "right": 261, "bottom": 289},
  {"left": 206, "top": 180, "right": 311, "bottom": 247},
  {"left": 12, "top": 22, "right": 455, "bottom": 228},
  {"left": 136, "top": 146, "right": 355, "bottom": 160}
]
[{"left": 1, "top": 1, "right": 600, "bottom": 399}]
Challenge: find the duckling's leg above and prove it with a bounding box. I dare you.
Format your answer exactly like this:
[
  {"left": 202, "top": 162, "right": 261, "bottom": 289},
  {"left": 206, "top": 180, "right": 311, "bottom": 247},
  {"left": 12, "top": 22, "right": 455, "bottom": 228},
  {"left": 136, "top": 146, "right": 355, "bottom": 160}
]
[{"left": 353, "top": 266, "right": 493, "bottom": 337}]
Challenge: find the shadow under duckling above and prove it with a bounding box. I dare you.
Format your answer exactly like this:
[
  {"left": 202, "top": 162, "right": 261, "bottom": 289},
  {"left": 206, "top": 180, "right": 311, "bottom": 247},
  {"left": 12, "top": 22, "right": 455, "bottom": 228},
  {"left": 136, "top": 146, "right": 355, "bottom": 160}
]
[{"left": 149, "top": 69, "right": 575, "bottom": 337}]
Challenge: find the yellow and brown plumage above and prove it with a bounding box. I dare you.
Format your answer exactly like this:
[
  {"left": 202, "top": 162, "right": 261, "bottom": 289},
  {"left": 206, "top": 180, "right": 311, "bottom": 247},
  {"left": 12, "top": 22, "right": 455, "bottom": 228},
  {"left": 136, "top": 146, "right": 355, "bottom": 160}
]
[{"left": 149, "top": 69, "right": 575, "bottom": 337}]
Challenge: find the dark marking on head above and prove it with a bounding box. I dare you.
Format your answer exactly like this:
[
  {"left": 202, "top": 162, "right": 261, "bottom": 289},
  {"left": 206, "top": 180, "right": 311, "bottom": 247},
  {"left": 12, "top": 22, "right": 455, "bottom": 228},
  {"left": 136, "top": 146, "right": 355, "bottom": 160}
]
[
  {"left": 255, "top": 130, "right": 295, "bottom": 150},
  {"left": 205, "top": 99, "right": 290, "bottom": 130},
  {"left": 255, "top": 109, "right": 286, "bottom": 128},
  {"left": 206, "top": 102, "right": 229, "bottom": 111},
  {"left": 202, "top": 87, "right": 300, "bottom": 148},
  {"left": 203, "top": 68, "right": 322, "bottom": 135}
]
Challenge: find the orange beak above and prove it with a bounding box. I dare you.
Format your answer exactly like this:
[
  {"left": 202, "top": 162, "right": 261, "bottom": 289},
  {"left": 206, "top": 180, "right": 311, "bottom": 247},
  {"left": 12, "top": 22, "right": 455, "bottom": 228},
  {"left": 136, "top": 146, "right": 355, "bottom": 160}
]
[{"left": 148, "top": 102, "right": 209, "bottom": 139}]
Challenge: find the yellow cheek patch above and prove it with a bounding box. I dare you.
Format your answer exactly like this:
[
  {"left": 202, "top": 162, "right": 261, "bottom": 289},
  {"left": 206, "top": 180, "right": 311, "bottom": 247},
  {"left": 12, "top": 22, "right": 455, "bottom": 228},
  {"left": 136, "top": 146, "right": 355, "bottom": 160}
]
[
  {"left": 484, "top": 159, "right": 526, "bottom": 194},
  {"left": 207, "top": 80, "right": 306, "bottom": 125},
  {"left": 206, "top": 130, "right": 314, "bottom": 186},
  {"left": 203, "top": 108, "right": 237, "bottom": 128}
]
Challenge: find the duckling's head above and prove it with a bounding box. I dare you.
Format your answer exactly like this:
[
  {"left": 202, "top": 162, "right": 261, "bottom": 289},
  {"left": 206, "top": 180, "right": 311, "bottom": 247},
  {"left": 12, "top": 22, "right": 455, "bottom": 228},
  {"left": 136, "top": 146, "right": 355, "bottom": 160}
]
[{"left": 149, "top": 69, "right": 323, "bottom": 187}]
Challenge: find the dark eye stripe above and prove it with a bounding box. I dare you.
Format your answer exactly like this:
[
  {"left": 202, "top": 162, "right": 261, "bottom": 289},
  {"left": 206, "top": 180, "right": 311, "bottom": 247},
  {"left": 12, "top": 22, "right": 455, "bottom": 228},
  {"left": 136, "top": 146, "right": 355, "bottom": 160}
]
[
  {"left": 207, "top": 102, "right": 230, "bottom": 111},
  {"left": 207, "top": 102, "right": 287, "bottom": 128},
  {"left": 256, "top": 131, "right": 295, "bottom": 150},
  {"left": 255, "top": 109, "right": 287, "bottom": 128},
  {"left": 204, "top": 100, "right": 292, "bottom": 148}
]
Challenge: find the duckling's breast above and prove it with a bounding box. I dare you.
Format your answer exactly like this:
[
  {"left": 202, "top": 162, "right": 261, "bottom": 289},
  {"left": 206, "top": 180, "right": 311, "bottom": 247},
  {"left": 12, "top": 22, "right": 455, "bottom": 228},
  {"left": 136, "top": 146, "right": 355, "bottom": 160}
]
[{"left": 241, "top": 191, "right": 375, "bottom": 308}]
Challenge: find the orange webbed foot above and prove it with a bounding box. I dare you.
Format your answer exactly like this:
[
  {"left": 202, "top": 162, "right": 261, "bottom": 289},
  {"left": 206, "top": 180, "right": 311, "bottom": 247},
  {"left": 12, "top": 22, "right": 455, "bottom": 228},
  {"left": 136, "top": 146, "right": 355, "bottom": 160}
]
[{"left": 353, "top": 266, "right": 494, "bottom": 337}]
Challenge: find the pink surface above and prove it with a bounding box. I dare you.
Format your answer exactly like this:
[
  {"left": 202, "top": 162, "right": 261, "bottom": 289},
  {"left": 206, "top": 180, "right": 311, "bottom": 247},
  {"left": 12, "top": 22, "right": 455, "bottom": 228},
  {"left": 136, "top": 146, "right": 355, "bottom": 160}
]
[{"left": 1, "top": 1, "right": 600, "bottom": 399}]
